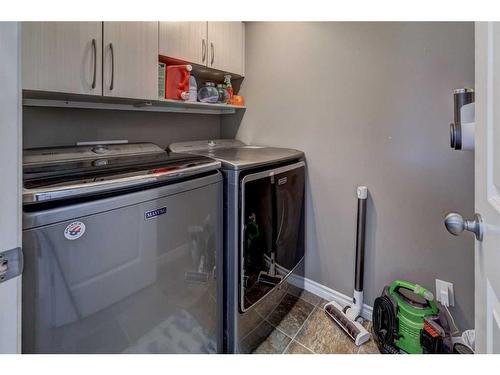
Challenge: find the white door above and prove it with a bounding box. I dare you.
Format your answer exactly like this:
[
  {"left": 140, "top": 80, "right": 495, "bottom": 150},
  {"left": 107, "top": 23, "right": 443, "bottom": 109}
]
[
  {"left": 474, "top": 22, "right": 500, "bottom": 354},
  {"left": 0, "top": 22, "right": 22, "bottom": 354},
  {"left": 22, "top": 22, "right": 102, "bottom": 95},
  {"left": 159, "top": 22, "right": 208, "bottom": 66},
  {"left": 103, "top": 22, "right": 158, "bottom": 100},
  {"left": 207, "top": 22, "right": 245, "bottom": 76}
]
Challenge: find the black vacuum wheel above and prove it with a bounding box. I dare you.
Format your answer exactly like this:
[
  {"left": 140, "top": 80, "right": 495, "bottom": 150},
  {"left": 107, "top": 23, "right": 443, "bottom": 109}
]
[{"left": 372, "top": 295, "right": 400, "bottom": 354}]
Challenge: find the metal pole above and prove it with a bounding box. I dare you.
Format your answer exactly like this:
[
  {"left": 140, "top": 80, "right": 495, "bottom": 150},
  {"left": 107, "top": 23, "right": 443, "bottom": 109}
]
[{"left": 354, "top": 186, "right": 368, "bottom": 293}]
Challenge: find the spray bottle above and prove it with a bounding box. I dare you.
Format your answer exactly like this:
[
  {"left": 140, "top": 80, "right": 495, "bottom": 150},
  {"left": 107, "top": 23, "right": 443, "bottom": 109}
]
[{"left": 224, "top": 74, "right": 233, "bottom": 101}]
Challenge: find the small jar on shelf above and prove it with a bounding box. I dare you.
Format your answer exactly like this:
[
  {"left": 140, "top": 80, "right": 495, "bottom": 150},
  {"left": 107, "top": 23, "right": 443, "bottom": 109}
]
[
  {"left": 198, "top": 82, "right": 219, "bottom": 103},
  {"left": 216, "top": 84, "right": 229, "bottom": 104}
]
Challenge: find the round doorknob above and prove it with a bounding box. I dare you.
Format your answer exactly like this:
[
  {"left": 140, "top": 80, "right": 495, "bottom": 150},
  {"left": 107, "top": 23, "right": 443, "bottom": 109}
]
[
  {"left": 444, "top": 212, "right": 466, "bottom": 235},
  {"left": 444, "top": 212, "right": 483, "bottom": 241}
]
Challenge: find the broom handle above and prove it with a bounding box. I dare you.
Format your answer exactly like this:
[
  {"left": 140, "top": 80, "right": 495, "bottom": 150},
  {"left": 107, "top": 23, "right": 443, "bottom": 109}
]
[{"left": 354, "top": 186, "right": 368, "bottom": 293}]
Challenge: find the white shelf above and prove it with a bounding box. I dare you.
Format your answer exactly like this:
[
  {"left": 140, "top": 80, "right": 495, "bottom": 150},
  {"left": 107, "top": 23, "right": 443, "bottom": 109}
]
[
  {"left": 157, "top": 99, "right": 245, "bottom": 114},
  {"left": 23, "top": 96, "right": 245, "bottom": 115}
]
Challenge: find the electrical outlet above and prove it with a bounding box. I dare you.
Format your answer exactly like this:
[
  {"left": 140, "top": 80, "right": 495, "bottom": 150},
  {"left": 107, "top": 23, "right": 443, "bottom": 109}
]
[{"left": 436, "top": 279, "right": 455, "bottom": 307}]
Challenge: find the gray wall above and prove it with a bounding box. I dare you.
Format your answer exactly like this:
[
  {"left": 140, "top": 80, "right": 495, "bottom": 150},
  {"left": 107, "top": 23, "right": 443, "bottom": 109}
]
[
  {"left": 237, "top": 22, "right": 475, "bottom": 329},
  {"left": 23, "top": 107, "right": 221, "bottom": 149}
]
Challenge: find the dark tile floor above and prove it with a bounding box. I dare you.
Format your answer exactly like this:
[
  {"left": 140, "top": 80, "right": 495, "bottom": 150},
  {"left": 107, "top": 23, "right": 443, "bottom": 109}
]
[{"left": 249, "top": 287, "right": 380, "bottom": 354}]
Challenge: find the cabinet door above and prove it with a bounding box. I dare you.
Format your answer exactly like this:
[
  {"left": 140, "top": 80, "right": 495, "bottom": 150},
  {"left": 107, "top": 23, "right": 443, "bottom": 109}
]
[
  {"left": 159, "top": 22, "right": 208, "bottom": 66},
  {"left": 207, "top": 22, "right": 245, "bottom": 76},
  {"left": 103, "top": 22, "right": 158, "bottom": 100},
  {"left": 22, "top": 22, "right": 102, "bottom": 95}
]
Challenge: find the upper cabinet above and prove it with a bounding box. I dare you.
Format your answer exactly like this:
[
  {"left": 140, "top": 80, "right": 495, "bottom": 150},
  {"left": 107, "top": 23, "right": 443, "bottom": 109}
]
[
  {"left": 22, "top": 22, "right": 158, "bottom": 100},
  {"left": 22, "top": 22, "right": 102, "bottom": 96},
  {"left": 22, "top": 21, "right": 244, "bottom": 102},
  {"left": 207, "top": 22, "right": 245, "bottom": 76},
  {"left": 159, "top": 22, "right": 245, "bottom": 77},
  {"left": 103, "top": 22, "right": 159, "bottom": 100},
  {"left": 159, "top": 22, "right": 208, "bottom": 66}
]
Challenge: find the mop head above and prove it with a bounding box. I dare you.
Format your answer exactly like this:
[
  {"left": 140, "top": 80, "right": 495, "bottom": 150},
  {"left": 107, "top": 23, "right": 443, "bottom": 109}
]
[{"left": 324, "top": 301, "right": 371, "bottom": 346}]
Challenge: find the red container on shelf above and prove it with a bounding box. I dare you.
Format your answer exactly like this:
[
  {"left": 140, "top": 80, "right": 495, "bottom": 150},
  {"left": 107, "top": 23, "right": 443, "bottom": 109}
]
[{"left": 165, "top": 64, "right": 192, "bottom": 100}]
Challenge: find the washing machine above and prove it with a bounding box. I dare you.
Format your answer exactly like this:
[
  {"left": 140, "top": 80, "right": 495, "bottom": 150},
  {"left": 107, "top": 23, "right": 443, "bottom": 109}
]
[
  {"left": 169, "top": 139, "right": 305, "bottom": 353},
  {"left": 22, "top": 142, "right": 223, "bottom": 353}
]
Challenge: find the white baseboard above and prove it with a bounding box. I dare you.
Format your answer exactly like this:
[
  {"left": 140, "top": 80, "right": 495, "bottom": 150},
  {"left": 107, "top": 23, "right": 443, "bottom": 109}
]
[{"left": 288, "top": 274, "right": 373, "bottom": 321}]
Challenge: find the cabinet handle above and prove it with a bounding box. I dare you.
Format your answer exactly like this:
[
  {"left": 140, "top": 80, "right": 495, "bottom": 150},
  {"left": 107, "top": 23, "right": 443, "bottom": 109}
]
[
  {"left": 109, "top": 43, "right": 114, "bottom": 91},
  {"left": 91, "top": 39, "right": 97, "bottom": 89},
  {"left": 210, "top": 42, "right": 214, "bottom": 66},
  {"left": 202, "top": 39, "right": 206, "bottom": 63}
]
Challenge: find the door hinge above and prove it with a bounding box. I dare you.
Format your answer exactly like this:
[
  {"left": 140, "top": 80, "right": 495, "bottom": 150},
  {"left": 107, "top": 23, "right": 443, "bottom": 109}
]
[{"left": 0, "top": 247, "right": 23, "bottom": 283}]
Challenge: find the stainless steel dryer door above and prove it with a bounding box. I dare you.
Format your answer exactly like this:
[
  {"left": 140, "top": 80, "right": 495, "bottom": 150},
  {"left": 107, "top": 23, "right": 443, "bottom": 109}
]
[
  {"left": 240, "top": 162, "right": 305, "bottom": 312},
  {"left": 22, "top": 181, "right": 221, "bottom": 353}
]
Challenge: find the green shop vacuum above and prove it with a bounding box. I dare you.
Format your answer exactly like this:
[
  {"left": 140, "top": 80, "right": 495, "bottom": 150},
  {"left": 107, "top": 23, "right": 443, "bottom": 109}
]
[{"left": 372, "top": 279, "right": 455, "bottom": 354}]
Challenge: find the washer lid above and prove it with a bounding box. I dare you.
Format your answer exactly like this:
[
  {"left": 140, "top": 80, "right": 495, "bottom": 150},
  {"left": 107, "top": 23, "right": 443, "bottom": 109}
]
[
  {"left": 169, "top": 139, "right": 246, "bottom": 153},
  {"left": 23, "top": 143, "right": 220, "bottom": 204},
  {"left": 24, "top": 142, "right": 166, "bottom": 166},
  {"left": 169, "top": 139, "right": 304, "bottom": 170}
]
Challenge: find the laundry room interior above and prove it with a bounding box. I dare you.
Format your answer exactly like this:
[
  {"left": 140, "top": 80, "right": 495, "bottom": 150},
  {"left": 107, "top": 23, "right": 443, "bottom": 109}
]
[{"left": 4, "top": 17, "right": 493, "bottom": 358}]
